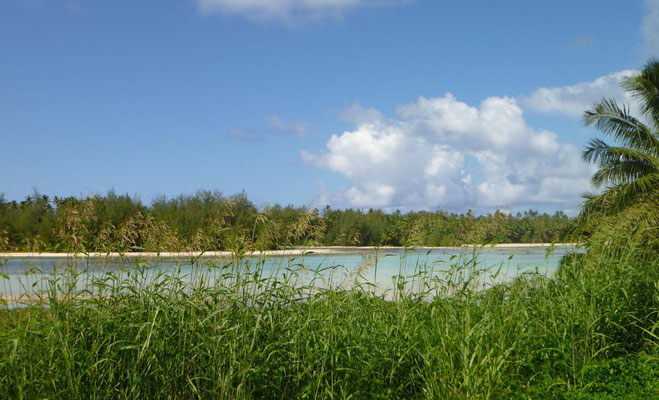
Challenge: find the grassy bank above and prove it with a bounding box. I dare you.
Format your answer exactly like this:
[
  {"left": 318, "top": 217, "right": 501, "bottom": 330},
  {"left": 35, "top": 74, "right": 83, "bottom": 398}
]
[{"left": 0, "top": 236, "right": 657, "bottom": 399}]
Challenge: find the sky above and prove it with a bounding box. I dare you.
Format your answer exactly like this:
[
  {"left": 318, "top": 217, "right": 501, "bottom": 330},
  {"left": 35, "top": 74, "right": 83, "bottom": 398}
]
[{"left": 1, "top": 0, "right": 658, "bottom": 215}]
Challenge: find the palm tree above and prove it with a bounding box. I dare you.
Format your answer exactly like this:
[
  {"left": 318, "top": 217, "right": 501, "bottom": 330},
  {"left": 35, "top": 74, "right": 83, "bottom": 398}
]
[{"left": 581, "top": 58, "right": 659, "bottom": 215}]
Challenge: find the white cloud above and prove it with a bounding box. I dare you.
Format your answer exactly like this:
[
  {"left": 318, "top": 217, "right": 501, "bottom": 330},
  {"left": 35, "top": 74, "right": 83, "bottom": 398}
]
[
  {"left": 642, "top": 0, "right": 659, "bottom": 56},
  {"left": 196, "top": 0, "right": 406, "bottom": 25},
  {"left": 303, "top": 94, "right": 595, "bottom": 211},
  {"left": 519, "top": 70, "right": 638, "bottom": 118},
  {"left": 337, "top": 103, "right": 384, "bottom": 126}
]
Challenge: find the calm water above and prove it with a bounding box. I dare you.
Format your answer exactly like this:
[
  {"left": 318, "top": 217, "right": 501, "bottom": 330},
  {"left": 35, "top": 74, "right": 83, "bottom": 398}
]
[{"left": 1, "top": 246, "right": 579, "bottom": 300}]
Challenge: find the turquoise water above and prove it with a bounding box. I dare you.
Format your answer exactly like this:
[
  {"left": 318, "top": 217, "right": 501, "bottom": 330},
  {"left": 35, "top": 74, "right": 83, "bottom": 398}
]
[{"left": 0, "top": 246, "right": 578, "bottom": 300}]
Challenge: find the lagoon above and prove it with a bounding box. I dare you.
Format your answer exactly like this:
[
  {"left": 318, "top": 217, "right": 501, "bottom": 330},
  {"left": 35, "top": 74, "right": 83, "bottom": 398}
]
[{"left": 1, "top": 245, "right": 579, "bottom": 303}]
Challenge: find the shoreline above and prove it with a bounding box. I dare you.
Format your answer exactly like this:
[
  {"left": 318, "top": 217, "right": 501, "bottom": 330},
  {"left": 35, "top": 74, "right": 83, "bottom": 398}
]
[{"left": 0, "top": 243, "right": 582, "bottom": 259}]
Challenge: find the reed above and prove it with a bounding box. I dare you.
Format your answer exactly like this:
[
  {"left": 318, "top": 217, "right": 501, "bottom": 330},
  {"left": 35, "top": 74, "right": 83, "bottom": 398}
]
[{"left": 0, "top": 232, "right": 657, "bottom": 399}]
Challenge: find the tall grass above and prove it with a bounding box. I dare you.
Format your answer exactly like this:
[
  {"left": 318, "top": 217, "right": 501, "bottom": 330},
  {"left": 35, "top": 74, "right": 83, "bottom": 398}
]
[{"left": 0, "top": 238, "right": 657, "bottom": 398}]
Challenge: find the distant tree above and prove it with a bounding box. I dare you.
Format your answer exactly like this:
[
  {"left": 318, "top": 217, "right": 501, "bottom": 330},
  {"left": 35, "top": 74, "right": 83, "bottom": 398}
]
[
  {"left": 582, "top": 58, "right": 659, "bottom": 215},
  {"left": 0, "top": 190, "right": 576, "bottom": 251}
]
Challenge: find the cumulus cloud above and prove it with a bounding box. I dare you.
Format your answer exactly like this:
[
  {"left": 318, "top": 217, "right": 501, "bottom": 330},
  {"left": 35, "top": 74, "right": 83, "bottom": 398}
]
[
  {"left": 642, "top": 0, "right": 659, "bottom": 56},
  {"left": 519, "top": 70, "right": 638, "bottom": 118},
  {"left": 303, "top": 94, "right": 595, "bottom": 211},
  {"left": 196, "top": 0, "right": 406, "bottom": 25}
]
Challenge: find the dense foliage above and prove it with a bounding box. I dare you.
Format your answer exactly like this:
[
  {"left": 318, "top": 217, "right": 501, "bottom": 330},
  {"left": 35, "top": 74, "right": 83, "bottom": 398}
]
[
  {"left": 0, "top": 190, "right": 574, "bottom": 252},
  {"left": 0, "top": 223, "right": 656, "bottom": 399},
  {"left": 0, "top": 186, "right": 656, "bottom": 399}
]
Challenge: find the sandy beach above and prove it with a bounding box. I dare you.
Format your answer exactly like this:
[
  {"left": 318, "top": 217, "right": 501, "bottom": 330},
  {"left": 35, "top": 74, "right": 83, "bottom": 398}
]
[{"left": 0, "top": 243, "right": 582, "bottom": 259}]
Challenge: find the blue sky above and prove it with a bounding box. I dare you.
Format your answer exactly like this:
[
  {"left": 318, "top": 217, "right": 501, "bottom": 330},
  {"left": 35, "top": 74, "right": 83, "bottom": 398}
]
[{"left": 1, "top": 0, "right": 657, "bottom": 214}]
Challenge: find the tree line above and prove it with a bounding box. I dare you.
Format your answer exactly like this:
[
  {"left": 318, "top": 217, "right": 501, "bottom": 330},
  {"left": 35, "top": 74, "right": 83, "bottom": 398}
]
[
  {"left": 0, "top": 190, "right": 575, "bottom": 252},
  {"left": 4, "top": 59, "right": 657, "bottom": 254}
]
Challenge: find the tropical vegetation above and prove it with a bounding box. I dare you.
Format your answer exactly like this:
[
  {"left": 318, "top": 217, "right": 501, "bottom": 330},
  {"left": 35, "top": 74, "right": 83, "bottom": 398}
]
[
  {"left": 1, "top": 62, "right": 658, "bottom": 399},
  {"left": 0, "top": 190, "right": 574, "bottom": 253},
  {"left": 0, "top": 214, "right": 656, "bottom": 399},
  {"left": 582, "top": 58, "right": 659, "bottom": 215}
]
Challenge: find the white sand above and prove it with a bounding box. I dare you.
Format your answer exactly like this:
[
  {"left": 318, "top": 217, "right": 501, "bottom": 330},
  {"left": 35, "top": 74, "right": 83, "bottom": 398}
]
[{"left": 0, "top": 243, "right": 582, "bottom": 259}]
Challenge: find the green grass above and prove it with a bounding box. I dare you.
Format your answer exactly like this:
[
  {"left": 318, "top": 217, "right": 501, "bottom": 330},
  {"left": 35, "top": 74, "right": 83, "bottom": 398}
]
[{"left": 0, "top": 240, "right": 657, "bottom": 399}]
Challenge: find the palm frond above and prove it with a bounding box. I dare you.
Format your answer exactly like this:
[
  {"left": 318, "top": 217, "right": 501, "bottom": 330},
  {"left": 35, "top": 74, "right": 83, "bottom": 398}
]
[
  {"left": 583, "top": 99, "right": 659, "bottom": 155},
  {"left": 581, "top": 59, "right": 659, "bottom": 217},
  {"left": 581, "top": 174, "right": 659, "bottom": 216},
  {"left": 583, "top": 138, "right": 659, "bottom": 167},
  {"left": 621, "top": 171, "right": 659, "bottom": 193},
  {"left": 621, "top": 58, "right": 659, "bottom": 129},
  {"left": 590, "top": 160, "right": 657, "bottom": 187},
  {"left": 581, "top": 189, "right": 619, "bottom": 216}
]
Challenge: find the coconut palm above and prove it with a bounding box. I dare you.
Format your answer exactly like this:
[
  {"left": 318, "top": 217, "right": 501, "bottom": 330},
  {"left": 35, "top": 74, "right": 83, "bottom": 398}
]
[{"left": 581, "top": 58, "right": 659, "bottom": 215}]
